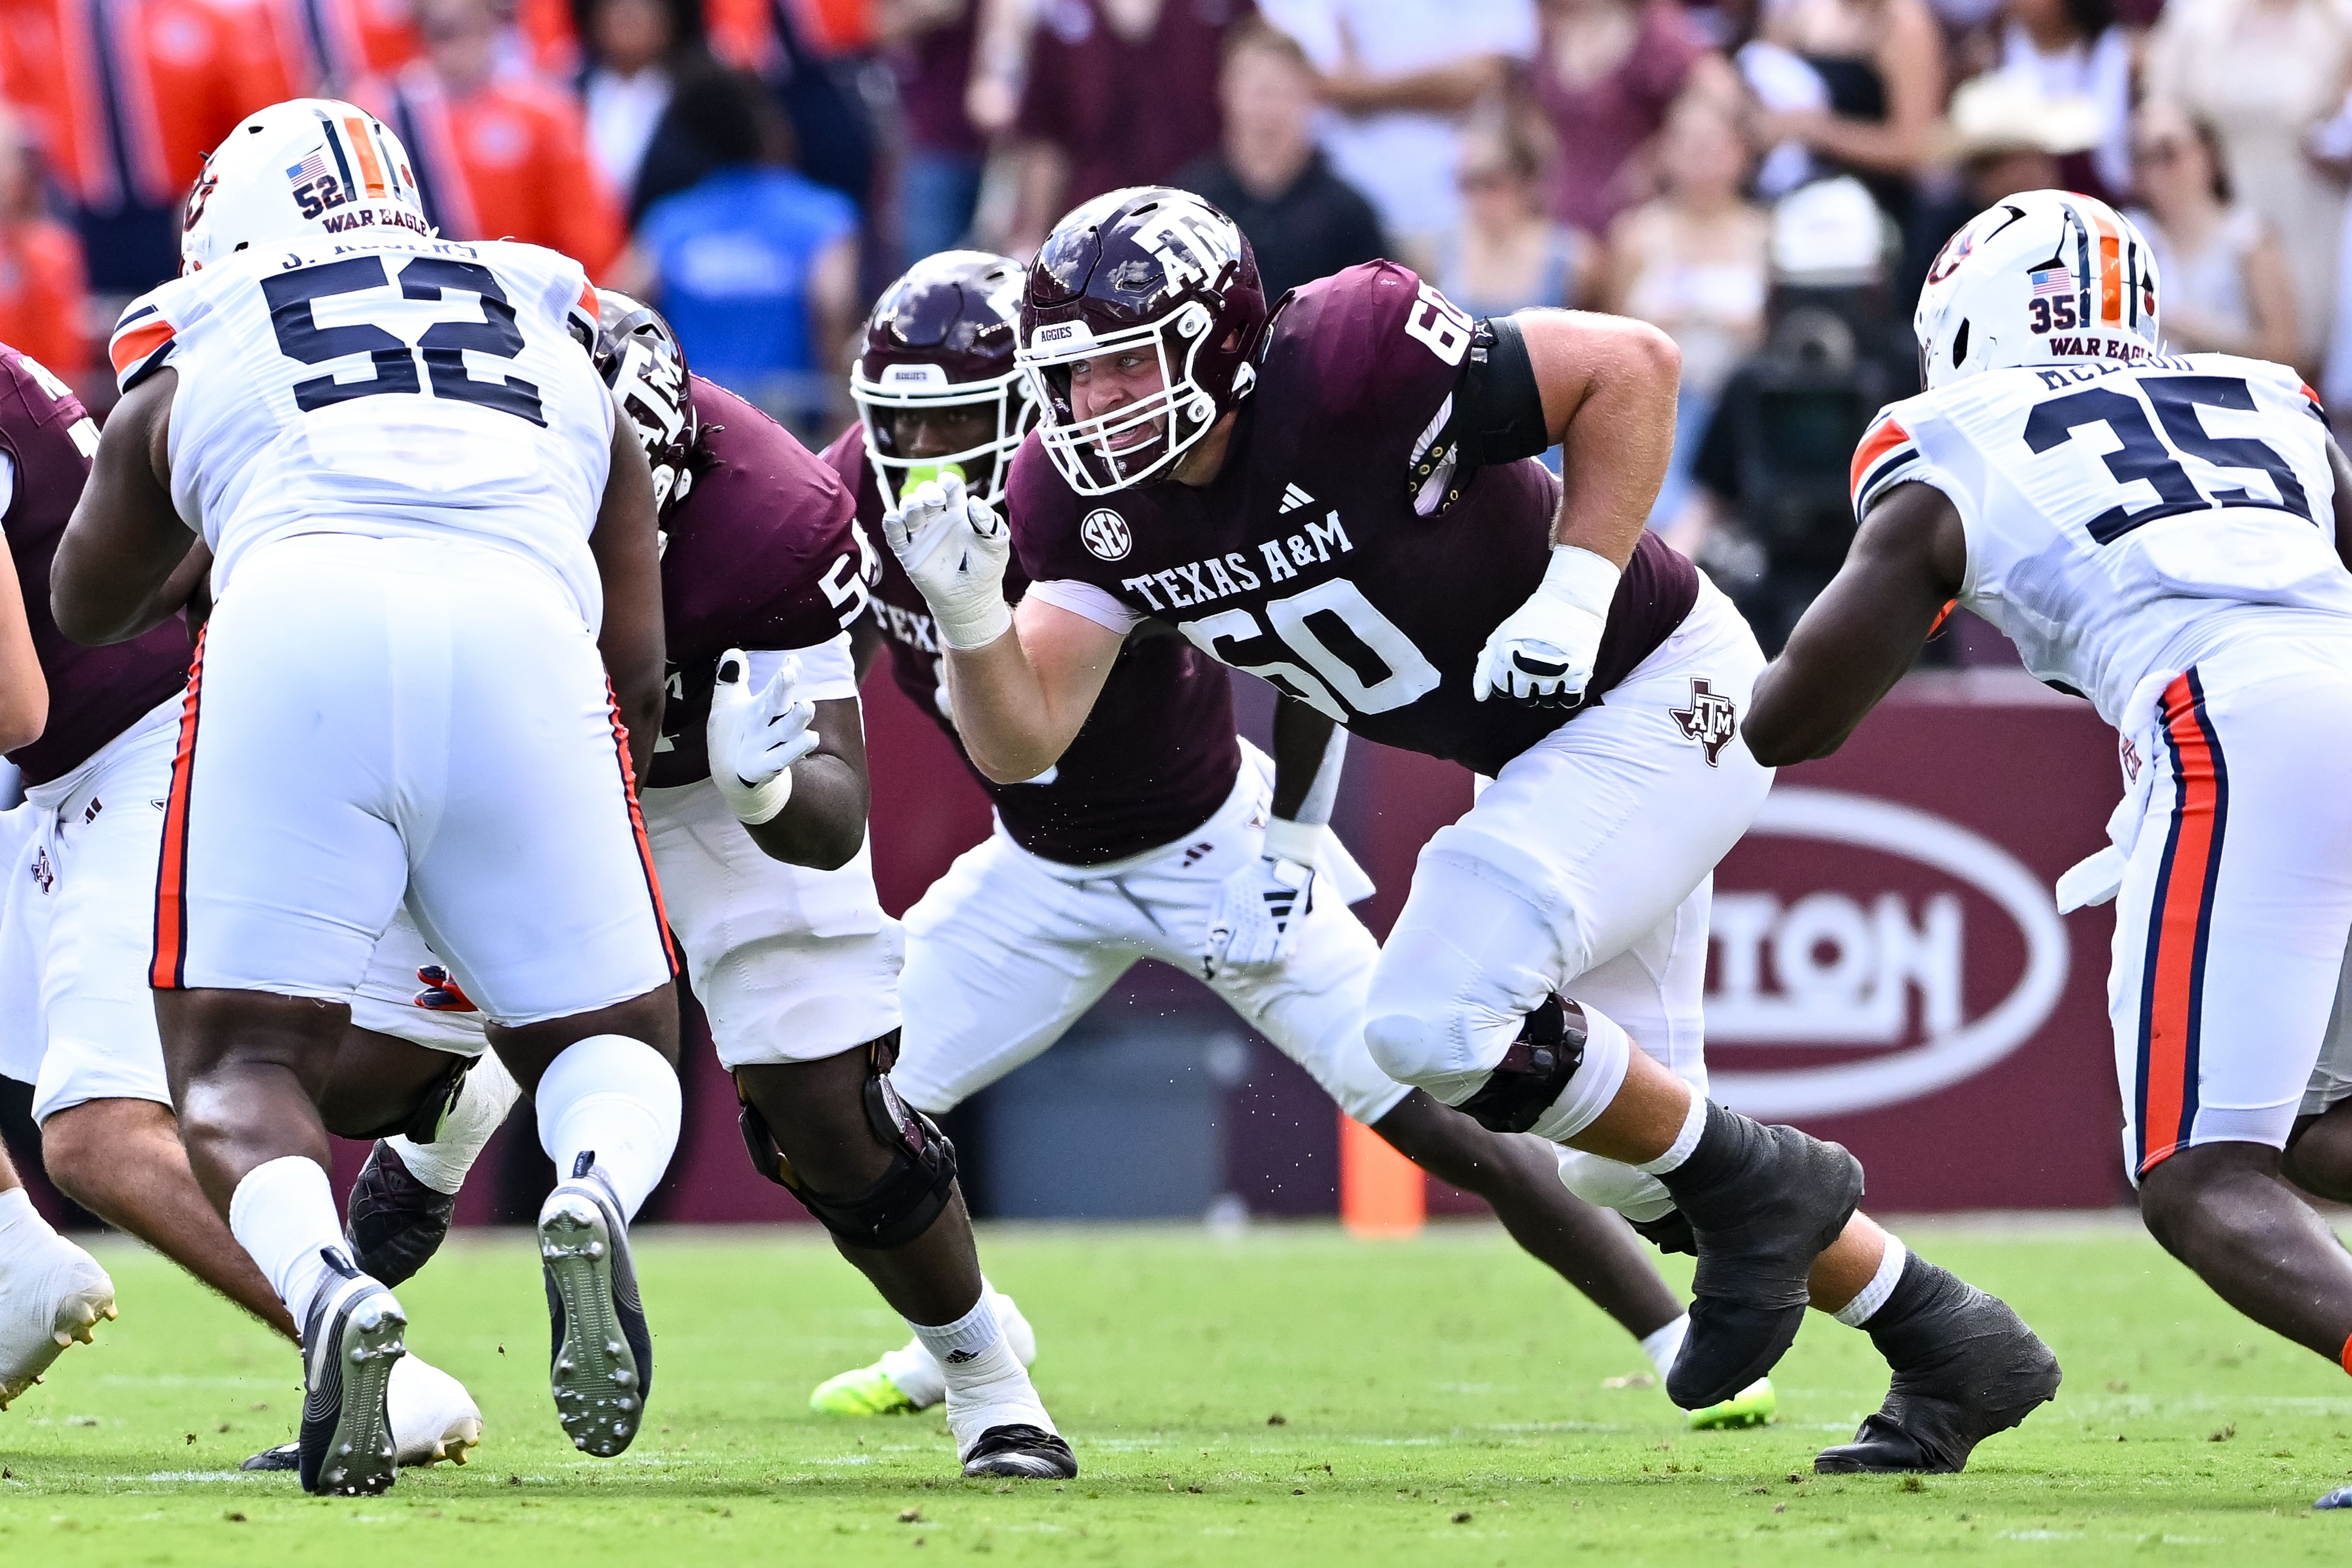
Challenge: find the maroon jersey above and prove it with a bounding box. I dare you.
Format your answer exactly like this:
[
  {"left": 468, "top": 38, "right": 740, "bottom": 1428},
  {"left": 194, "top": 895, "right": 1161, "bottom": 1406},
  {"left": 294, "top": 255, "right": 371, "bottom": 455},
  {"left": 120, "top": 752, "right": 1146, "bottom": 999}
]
[
  {"left": 1009, "top": 261, "right": 1699, "bottom": 779},
  {"left": 0, "top": 348, "right": 190, "bottom": 787},
  {"left": 649, "top": 378, "right": 873, "bottom": 789},
  {"left": 819, "top": 427, "right": 1240, "bottom": 866}
]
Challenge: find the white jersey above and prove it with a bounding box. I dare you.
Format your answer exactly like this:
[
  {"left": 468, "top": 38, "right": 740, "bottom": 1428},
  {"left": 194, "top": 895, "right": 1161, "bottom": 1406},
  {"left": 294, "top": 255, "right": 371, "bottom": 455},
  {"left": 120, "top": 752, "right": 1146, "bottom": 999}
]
[
  {"left": 1853, "top": 352, "right": 2352, "bottom": 726},
  {"left": 110, "top": 233, "right": 614, "bottom": 626}
]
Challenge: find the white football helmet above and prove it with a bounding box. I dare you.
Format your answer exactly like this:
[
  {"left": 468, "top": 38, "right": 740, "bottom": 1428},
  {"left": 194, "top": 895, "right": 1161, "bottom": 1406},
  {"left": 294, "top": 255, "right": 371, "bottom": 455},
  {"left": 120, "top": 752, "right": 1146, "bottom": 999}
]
[
  {"left": 1914, "top": 189, "right": 2160, "bottom": 389},
  {"left": 181, "top": 98, "right": 431, "bottom": 274}
]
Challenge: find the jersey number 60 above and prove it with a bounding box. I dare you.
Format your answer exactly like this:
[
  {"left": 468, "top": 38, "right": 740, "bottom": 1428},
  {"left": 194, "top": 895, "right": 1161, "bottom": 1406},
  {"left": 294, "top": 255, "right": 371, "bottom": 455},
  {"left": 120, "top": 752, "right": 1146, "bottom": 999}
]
[
  {"left": 1178, "top": 579, "right": 1442, "bottom": 724},
  {"left": 262, "top": 254, "right": 547, "bottom": 427}
]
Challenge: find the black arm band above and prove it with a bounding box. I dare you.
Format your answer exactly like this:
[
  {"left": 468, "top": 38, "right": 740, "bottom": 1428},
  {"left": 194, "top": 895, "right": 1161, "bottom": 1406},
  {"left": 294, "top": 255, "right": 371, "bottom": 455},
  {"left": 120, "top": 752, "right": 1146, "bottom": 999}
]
[{"left": 1450, "top": 315, "right": 1550, "bottom": 467}]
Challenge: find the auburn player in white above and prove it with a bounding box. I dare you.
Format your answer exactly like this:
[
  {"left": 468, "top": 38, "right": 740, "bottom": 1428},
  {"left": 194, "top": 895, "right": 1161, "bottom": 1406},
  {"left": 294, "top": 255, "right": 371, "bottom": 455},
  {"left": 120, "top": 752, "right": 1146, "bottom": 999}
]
[
  {"left": 1749, "top": 191, "right": 2352, "bottom": 1495},
  {"left": 50, "top": 101, "right": 682, "bottom": 1497}
]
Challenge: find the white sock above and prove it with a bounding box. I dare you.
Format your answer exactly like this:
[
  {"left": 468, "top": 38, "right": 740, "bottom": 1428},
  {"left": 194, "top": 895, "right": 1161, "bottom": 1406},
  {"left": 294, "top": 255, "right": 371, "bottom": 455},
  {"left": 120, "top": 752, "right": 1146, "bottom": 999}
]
[
  {"left": 534, "top": 1034, "right": 680, "bottom": 1222},
  {"left": 1833, "top": 1235, "right": 1909, "bottom": 1328},
  {"left": 1634, "top": 1092, "right": 1710, "bottom": 1176},
  {"left": 227, "top": 1156, "right": 346, "bottom": 1328},
  {"left": 1640, "top": 1314, "right": 1689, "bottom": 1382},
  {"left": 909, "top": 1290, "right": 1003, "bottom": 1366},
  {"left": 389, "top": 1051, "right": 524, "bottom": 1197},
  {"left": 0, "top": 1187, "right": 56, "bottom": 1259}
]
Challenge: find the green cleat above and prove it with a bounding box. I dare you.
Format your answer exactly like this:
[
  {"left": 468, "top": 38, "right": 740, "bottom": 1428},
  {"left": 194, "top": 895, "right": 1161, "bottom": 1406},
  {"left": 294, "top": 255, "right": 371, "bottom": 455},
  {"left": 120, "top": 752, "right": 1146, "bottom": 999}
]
[
  {"left": 809, "top": 1362, "right": 922, "bottom": 1417},
  {"left": 1687, "top": 1377, "right": 1776, "bottom": 1430}
]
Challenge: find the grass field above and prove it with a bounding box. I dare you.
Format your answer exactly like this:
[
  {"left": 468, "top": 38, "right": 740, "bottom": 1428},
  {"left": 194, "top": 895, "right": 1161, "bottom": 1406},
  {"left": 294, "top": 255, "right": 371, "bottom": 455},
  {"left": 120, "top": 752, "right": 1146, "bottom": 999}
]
[{"left": 5, "top": 1216, "right": 2352, "bottom": 1565}]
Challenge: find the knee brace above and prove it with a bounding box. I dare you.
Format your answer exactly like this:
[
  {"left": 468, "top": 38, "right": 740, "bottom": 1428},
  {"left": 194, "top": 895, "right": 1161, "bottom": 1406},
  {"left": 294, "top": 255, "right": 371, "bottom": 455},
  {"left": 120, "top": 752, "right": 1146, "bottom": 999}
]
[
  {"left": 736, "top": 1030, "right": 959, "bottom": 1250},
  {"left": 1456, "top": 996, "right": 1587, "bottom": 1135}
]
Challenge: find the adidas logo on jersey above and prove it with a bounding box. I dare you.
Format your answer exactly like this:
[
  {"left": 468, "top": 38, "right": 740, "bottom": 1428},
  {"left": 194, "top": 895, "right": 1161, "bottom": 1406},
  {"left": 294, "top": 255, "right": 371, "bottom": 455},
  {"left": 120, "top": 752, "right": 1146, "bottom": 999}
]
[{"left": 1278, "top": 484, "right": 1314, "bottom": 514}]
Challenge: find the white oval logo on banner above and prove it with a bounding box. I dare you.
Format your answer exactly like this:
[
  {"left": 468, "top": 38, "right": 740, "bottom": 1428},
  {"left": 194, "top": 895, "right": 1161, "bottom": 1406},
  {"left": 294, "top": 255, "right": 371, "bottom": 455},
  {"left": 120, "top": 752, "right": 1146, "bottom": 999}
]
[
  {"left": 1079, "top": 509, "right": 1132, "bottom": 561},
  {"left": 1707, "top": 787, "right": 2070, "bottom": 1120}
]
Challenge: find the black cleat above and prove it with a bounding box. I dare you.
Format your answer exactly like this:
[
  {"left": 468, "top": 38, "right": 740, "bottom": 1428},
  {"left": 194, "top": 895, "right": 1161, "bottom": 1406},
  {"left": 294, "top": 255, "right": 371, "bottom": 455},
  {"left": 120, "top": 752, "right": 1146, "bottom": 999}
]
[
  {"left": 1814, "top": 1254, "right": 2059, "bottom": 1474},
  {"left": 961, "top": 1424, "right": 1078, "bottom": 1479},
  {"left": 1662, "top": 1104, "right": 1864, "bottom": 1410},
  {"left": 539, "top": 1155, "right": 651, "bottom": 1457},
  {"left": 346, "top": 1141, "right": 457, "bottom": 1288},
  {"left": 241, "top": 1442, "right": 298, "bottom": 1472},
  {"left": 297, "top": 1253, "right": 406, "bottom": 1496}
]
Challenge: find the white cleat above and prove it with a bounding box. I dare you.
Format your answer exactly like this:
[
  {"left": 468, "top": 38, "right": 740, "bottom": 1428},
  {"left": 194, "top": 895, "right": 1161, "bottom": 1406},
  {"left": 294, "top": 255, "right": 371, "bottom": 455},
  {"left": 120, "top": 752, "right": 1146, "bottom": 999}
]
[
  {"left": 244, "top": 1351, "right": 482, "bottom": 1474},
  {"left": 389, "top": 1352, "right": 482, "bottom": 1466},
  {"left": 538, "top": 1160, "right": 648, "bottom": 1458},
  {"left": 0, "top": 1228, "right": 117, "bottom": 1411}
]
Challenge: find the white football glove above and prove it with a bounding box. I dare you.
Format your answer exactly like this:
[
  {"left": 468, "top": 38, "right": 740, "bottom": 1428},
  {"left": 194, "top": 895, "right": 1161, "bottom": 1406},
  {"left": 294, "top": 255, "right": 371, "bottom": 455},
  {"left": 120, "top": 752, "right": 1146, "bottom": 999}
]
[
  {"left": 882, "top": 471, "right": 1012, "bottom": 651},
  {"left": 707, "top": 648, "right": 817, "bottom": 825},
  {"left": 1203, "top": 824, "right": 1318, "bottom": 978},
  {"left": 1472, "top": 544, "right": 1623, "bottom": 707}
]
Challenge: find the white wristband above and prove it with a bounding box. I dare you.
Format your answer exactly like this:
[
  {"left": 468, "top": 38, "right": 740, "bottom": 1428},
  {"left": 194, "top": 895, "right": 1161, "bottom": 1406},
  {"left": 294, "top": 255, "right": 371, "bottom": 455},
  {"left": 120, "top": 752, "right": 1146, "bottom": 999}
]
[
  {"left": 936, "top": 598, "right": 1013, "bottom": 652},
  {"left": 718, "top": 764, "right": 793, "bottom": 826},
  {"left": 1262, "top": 816, "right": 1320, "bottom": 865},
  {"left": 1541, "top": 544, "right": 1623, "bottom": 617}
]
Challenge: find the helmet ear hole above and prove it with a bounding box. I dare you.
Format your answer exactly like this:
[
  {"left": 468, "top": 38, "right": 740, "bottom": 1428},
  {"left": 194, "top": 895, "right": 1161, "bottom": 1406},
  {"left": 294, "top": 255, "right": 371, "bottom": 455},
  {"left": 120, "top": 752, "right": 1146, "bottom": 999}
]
[{"left": 1952, "top": 319, "right": 1971, "bottom": 368}]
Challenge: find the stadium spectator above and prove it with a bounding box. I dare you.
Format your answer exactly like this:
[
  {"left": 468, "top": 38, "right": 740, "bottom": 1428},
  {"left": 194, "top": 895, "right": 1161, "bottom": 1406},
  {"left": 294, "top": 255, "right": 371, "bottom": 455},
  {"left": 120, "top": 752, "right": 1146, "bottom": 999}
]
[
  {"left": 1896, "top": 70, "right": 2095, "bottom": 309},
  {"left": 1673, "top": 175, "right": 1894, "bottom": 649},
  {"left": 361, "top": 0, "right": 624, "bottom": 274},
  {"left": 2144, "top": 0, "right": 2352, "bottom": 372},
  {"left": 1994, "top": 0, "right": 2130, "bottom": 201},
  {"left": 622, "top": 68, "right": 858, "bottom": 434},
  {"left": 1174, "top": 17, "right": 1386, "bottom": 303},
  {"left": 1007, "top": 0, "right": 1247, "bottom": 255},
  {"left": 2129, "top": 101, "right": 2301, "bottom": 367},
  {"left": 1434, "top": 106, "right": 1595, "bottom": 319},
  {"left": 1755, "top": 0, "right": 1945, "bottom": 234},
  {"left": 573, "top": 0, "right": 706, "bottom": 215},
  {"left": 882, "top": 0, "right": 988, "bottom": 261},
  {"left": 0, "top": 105, "right": 87, "bottom": 383},
  {"left": 1272, "top": 0, "right": 1535, "bottom": 272},
  {"left": 1532, "top": 0, "right": 1733, "bottom": 239},
  {"left": 255, "top": 0, "right": 421, "bottom": 95},
  {"left": 1606, "top": 91, "right": 1768, "bottom": 524},
  {"left": 0, "top": 0, "right": 290, "bottom": 294}
]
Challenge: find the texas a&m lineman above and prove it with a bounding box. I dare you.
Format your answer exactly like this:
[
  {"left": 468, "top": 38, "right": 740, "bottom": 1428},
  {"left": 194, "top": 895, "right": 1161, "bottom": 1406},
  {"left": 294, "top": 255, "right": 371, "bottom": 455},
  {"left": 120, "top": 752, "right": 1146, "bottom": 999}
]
[
  {"left": 886, "top": 187, "right": 2055, "bottom": 1472},
  {"left": 329, "top": 294, "right": 1077, "bottom": 1482},
  {"left": 1748, "top": 191, "right": 2352, "bottom": 1493},
  {"left": 50, "top": 100, "right": 685, "bottom": 1496},
  {"left": 816, "top": 251, "right": 1774, "bottom": 1430}
]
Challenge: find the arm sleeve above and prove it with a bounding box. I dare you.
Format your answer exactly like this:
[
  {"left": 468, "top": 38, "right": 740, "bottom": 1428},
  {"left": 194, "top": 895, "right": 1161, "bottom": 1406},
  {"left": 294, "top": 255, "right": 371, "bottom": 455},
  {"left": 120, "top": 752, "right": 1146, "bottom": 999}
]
[
  {"left": 108, "top": 296, "right": 178, "bottom": 394},
  {"left": 1444, "top": 314, "right": 1549, "bottom": 467},
  {"left": 1849, "top": 409, "right": 1929, "bottom": 522},
  {"left": 749, "top": 633, "right": 858, "bottom": 702},
  {"left": 1026, "top": 578, "right": 1144, "bottom": 634}
]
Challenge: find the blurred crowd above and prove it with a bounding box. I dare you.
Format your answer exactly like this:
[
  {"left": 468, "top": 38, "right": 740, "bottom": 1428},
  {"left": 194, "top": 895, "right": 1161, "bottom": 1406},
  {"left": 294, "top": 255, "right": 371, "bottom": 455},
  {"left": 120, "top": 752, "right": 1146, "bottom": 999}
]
[{"left": 3, "top": 0, "right": 2349, "bottom": 639}]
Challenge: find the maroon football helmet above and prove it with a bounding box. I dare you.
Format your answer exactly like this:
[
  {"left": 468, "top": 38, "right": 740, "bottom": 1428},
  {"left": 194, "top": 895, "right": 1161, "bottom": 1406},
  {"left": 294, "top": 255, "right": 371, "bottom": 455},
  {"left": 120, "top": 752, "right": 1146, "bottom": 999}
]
[
  {"left": 1017, "top": 186, "right": 1266, "bottom": 494},
  {"left": 851, "top": 249, "right": 1034, "bottom": 507},
  {"left": 592, "top": 289, "right": 697, "bottom": 518}
]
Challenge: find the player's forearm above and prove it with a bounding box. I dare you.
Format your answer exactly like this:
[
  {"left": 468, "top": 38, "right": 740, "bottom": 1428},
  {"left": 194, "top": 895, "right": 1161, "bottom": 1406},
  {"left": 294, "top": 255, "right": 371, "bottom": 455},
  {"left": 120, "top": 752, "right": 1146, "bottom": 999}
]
[
  {"left": 741, "top": 753, "right": 867, "bottom": 870},
  {"left": 943, "top": 630, "right": 1083, "bottom": 785},
  {"left": 1528, "top": 312, "right": 1681, "bottom": 568}
]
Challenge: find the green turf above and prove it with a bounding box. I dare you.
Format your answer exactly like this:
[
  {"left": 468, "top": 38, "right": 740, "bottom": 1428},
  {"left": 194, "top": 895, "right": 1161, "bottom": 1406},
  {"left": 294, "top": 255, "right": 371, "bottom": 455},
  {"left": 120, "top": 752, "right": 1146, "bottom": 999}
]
[{"left": 5, "top": 1217, "right": 2351, "bottom": 1565}]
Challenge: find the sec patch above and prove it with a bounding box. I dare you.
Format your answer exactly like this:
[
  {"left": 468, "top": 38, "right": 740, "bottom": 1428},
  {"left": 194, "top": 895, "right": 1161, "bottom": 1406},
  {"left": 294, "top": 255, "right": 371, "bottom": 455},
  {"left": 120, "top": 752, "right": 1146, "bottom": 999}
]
[{"left": 1080, "top": 509, "right": 1132, "bottom": 561}]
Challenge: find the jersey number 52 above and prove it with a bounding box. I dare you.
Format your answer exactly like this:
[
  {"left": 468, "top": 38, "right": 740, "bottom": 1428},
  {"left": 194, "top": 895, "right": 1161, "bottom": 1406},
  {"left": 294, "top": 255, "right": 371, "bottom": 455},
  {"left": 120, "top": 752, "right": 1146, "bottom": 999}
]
[{"left": 262, "top": 254, "right": 547, "bottom": 427}]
